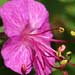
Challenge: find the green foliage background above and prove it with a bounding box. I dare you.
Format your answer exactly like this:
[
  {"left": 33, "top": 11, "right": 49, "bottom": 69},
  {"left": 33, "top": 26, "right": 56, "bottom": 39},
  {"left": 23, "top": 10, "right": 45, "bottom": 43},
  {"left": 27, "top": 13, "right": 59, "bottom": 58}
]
[{"left": 0, "top": 0, "right": 75, "bottom": 75}]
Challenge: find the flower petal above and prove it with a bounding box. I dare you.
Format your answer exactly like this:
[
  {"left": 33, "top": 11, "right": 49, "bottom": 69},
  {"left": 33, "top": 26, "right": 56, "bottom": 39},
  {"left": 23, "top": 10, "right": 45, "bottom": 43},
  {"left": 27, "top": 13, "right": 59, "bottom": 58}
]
[
  {"left": 0, "top": 0, "right": 50, "bottom": 37},
  {"left": 1, "top": 36, "right": 32, "bottom": 74},
  {"left": 0, "top": 0, "right": 29, "bottom": 37},
  {"left": 31, "top": 37, "right": 55, "bottom": 75},
  {"left": 33, "top": 52, "right": 55, "bottom": 75},
  {"left": 28, "top": 0, "right": 49, "bottom": 29}
]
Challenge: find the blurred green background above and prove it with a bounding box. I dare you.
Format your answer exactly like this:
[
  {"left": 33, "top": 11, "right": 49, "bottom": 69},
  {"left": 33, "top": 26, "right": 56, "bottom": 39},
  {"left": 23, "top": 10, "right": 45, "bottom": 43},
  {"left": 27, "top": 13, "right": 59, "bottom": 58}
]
[{"left": 0, "top": 0, "right": 75, "bottom": 75}]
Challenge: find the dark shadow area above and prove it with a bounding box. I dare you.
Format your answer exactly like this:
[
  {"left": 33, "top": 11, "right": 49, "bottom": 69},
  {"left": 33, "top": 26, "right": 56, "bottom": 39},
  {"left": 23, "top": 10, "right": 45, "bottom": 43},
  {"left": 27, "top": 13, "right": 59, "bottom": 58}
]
[{"left": 0, "top": 17, "right": 3, "bottom": 26}]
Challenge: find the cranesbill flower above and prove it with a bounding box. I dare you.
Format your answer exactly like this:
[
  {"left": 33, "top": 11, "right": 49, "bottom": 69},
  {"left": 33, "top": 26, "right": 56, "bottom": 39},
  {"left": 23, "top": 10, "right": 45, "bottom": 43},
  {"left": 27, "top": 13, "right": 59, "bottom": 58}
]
[{"left": 0, "top": 0, "right": 57, "bottom": 75}]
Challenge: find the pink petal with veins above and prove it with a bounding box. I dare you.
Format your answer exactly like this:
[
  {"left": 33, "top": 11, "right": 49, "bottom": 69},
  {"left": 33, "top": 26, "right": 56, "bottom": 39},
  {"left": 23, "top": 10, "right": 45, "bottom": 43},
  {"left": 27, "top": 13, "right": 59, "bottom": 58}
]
[{"left": 1, "top": 36, "right": 32, "bottom": 74}]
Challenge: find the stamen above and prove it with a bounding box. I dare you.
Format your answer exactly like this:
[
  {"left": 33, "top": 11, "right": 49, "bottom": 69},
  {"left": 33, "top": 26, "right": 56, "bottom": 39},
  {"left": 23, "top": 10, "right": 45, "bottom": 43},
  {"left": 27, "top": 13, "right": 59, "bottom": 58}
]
[
  {"left": 53, "top": 45, "right": 68, "bottom": 70},
  {"left": 66, "top": 51, "right": 72, "bottom": 56},
  {"left": 50, "top": 39, "right": 67, "bottom": 43},
  {"left": 56, "top": 51, "right": 62, "bottom": 58},
  {"left": 57, "top": 45, "right": 66, "bottom": 57},
  {"left": 42, "top": 55, "right": 55, "bottom": 68},
  {"left": 53, "top": 59, "right": 68, "bottom": 70},
  {"left": 37, "top": 56, "right": 44, "bottom": 71},
  {"left": 52, "top": 45, "right": 74, "bottom": 74},
  {"left": 58, "top": 44, "right": 66, "bottom": 53},
  {"left": 33, "top": 56, "right": 42, "bottom": 75},
  {"left": 66, "top": 51, "right": 72, "bottom": 61},
  {"left": 31, "top": 38, "right": 56, "bottom": 57},
  {"left": 21, "top": 64, "right": 26, "bottom": 75},
  {"left": 58, "top": 27, "right": 64, "bottom": 33},
  {"left": 60, "top": 60, "right": 68, "bottom": 65},
  {"left": 28, "top": 27, "right": 64, "bottom": 36},
  {"left": 70, "top": 30, "right": 75, "bottom": 37},
  {"left": 51, "top": 38, "right": 75, "bottom": 44}
]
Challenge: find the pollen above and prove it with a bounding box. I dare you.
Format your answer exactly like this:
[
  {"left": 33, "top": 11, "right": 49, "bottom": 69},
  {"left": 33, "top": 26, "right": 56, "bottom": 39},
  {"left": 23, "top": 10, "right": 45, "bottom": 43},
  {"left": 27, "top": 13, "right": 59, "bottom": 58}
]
[
  {"left": 66, "top": 51, "right": 72, "bottom": 56},
  {"left": 58, "top": 27, "right": 64, "bottom": 33},
  {"left": 60, "top": 60, "right": 68, "bottom": 65},
  {"left": 70, "top": 30, "right": 75, "bottom": 36}
]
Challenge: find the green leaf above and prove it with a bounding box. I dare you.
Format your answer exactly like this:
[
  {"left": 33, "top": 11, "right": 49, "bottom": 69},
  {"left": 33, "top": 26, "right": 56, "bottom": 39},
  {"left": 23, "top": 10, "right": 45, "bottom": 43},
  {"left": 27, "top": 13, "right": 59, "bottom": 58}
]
[
  {"left": 52, "top": 70, "right": 63, "bottom": 75},
  {"left": 58, "top": 0, "right": 75, "bottom": 3},
  {"left": 0, "top": 27, "right": 4, "bottom": 32},
  {"left": 71, "top": 55, "right": 75, "bottom": 63},
  {"left": 66, "top": 21, "right": 75, "bottom": 31},
  {"left": 65, "top": 64, "right": 75, "bottom": 75},
  {"left": 0, "top": 0, "right": 8, "bottom": 6},
  {"left": 65, "top": 5, "right": 75, "bottom": 17}
]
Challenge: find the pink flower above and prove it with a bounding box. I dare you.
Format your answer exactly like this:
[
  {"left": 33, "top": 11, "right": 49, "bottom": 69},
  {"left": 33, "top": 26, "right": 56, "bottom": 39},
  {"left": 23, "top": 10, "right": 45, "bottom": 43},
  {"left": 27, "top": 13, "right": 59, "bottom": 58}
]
[{"left": 0, "top": 0, "right": 56, "bottom": 75}]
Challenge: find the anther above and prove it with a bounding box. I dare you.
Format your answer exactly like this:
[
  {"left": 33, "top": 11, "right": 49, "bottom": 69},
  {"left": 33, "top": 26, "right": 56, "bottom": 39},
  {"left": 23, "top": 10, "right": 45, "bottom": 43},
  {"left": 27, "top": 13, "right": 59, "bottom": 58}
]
[
  {"left": 57, "top": 45, "right": 66, "bottom": 57},
  {"left": 21, "top": 64, "right": 26, "bottom": 75},
  {"left": 58, "top": 44, "right": 66, "bottom": 53},
  {"left": 66, "top": 51, "right": 72, "bottom": 61},
  {"left": 60, "top": 59, "right": 68, "bottom": 65},
  {"left": 70, "top": 30, "right": 75, "bottom": 36},
  {"left": 28, "top": 27, "right": 64, "bottom": 36},
  {"left": 66, "top": 51, "right": 72, "bottom": 56},
  {"left": 58, "top": 27, "right": 64, "bottom": 33}
]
